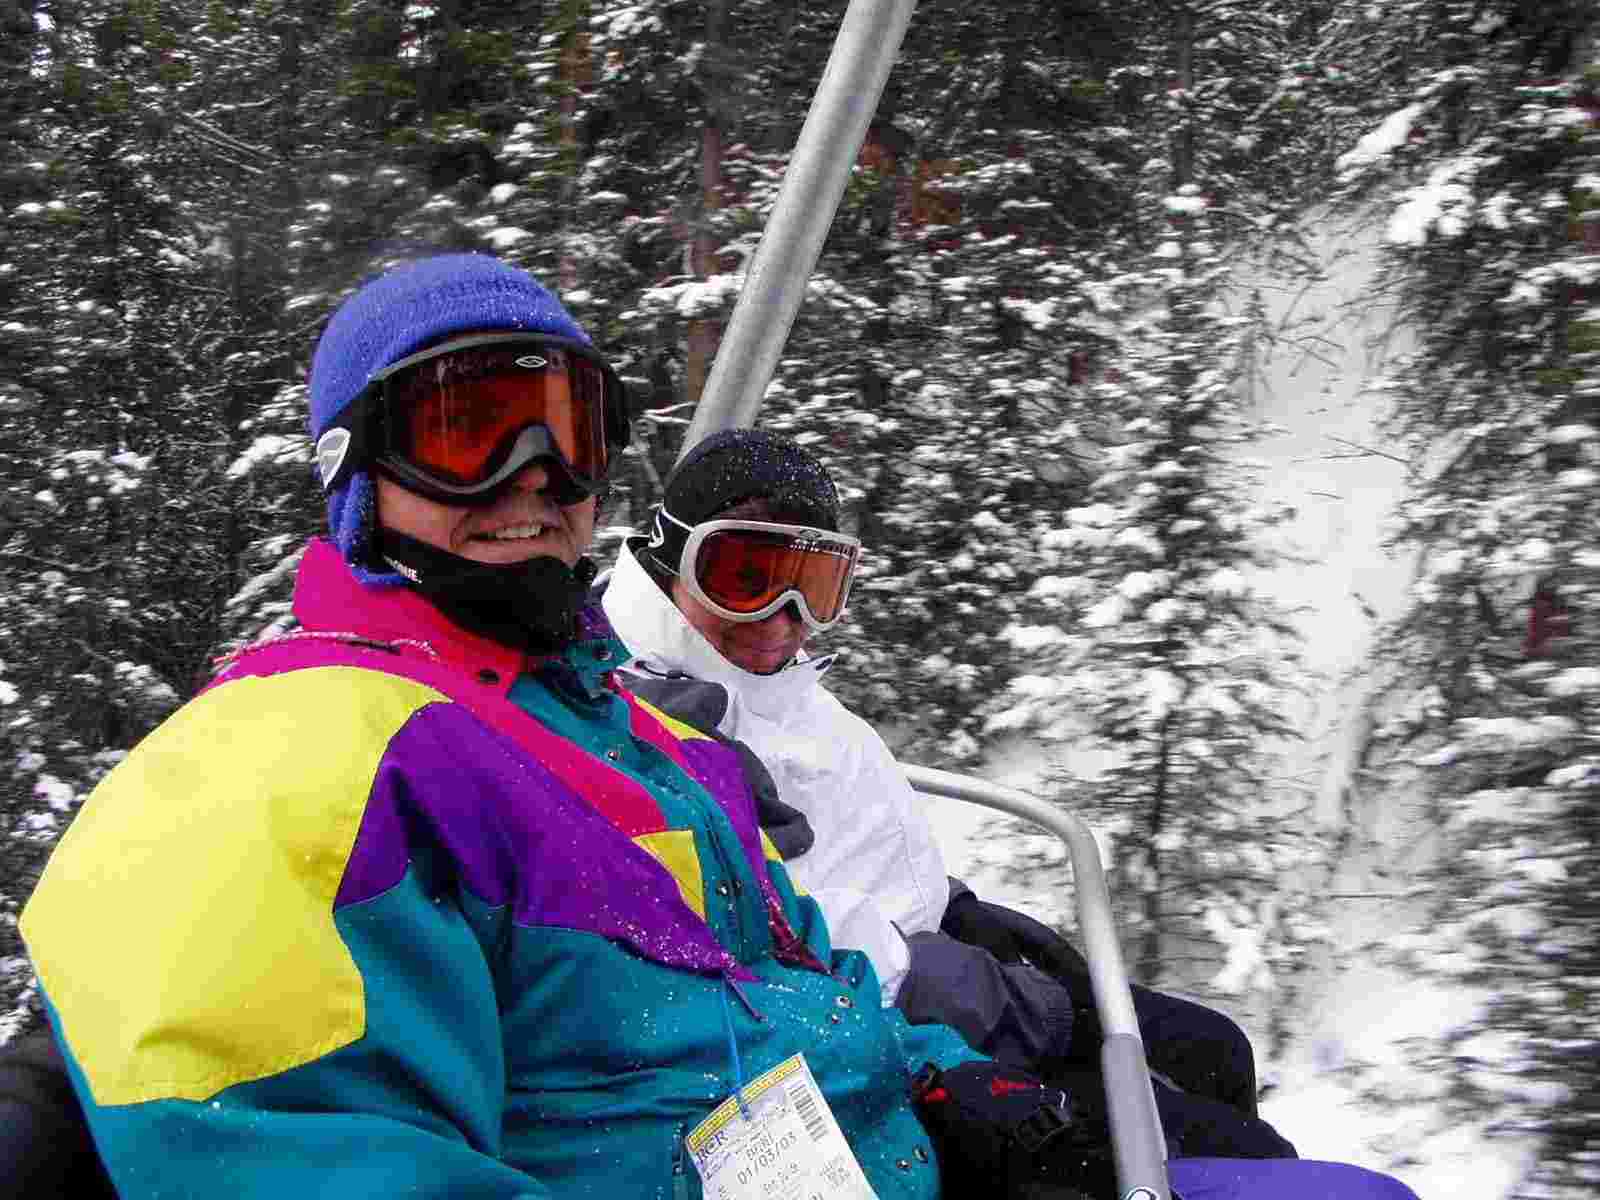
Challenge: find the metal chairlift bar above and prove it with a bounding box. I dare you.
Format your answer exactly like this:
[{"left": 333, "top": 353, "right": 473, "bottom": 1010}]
[
  {"left": 678, "top": 0, "right": 920, "bottom": 457},
  {"left": 902, "top": 764, "right": 1172, "bottom": 1200}
]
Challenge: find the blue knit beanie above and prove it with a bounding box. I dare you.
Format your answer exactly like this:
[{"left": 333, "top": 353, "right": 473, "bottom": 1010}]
[{"left": 307, "top": 253, "right": 590, "bottom": 586}]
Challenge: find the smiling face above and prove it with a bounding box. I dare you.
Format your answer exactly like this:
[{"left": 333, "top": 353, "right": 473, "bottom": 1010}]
[
  {"left": 670, "top": 576, "right": 810, "bottom": 675},
  {"left": 375, "top": 460, "right": 597, "bottom": 567},
  {"left": 665, "top": 496, "right": 814, "bottom": 675}
]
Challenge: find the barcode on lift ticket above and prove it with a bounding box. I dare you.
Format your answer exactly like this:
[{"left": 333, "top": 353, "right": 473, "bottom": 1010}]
[{"left": 789, "top": 1082, "right": 827, "bottom": 1142}]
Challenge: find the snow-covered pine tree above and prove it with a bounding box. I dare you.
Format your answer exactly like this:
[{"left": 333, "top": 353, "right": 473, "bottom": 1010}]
[
  {"left": 548, "top": 0, "right": 846, "bottom": 538},
  {"left": 0, "top": 0, "right": 243, "bottom": 1032},
  {"left": 1325, "top": 3, "right": 1600, "bottom": 1189},
  {"left": 0, "top": 0, "right": 54, "bottom": 1033},
  {"left": 748, "top": 0, "right": 1147, "bottom": 763},
  {"left": 983, "top": 185, "right": 1316, "bottom": 1009},
  {"left": 974, "top": 0, "right": 1329, "bottom": 1023},
  {"left": 217, "top": 0, "right": 596, "bottom": 648}
]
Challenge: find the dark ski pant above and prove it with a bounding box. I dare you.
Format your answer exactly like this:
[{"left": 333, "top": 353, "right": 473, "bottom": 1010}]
[
  {"left": 1053, "top": 984, "right": 1293, "bottom": 1161},
  {"left": 0, "top": 1029, "right": 114, "bottom": 1200},
  {"left": 1053, "top": 984, "right": 1261, "bottom": 1117},
  {"left": 1130, "top": 984, "right": 1259, "bottom": 1115}
]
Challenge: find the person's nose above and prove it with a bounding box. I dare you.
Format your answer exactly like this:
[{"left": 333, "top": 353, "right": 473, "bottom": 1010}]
[
  {"left": 505, "top": 459, "right": 553, "bottom": 494},
  {"left": 767, "top": 601, "right": 805, "bottom": 631}
]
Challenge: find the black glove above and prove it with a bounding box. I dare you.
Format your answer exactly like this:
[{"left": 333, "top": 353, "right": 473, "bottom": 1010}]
[
  {"left": 941, "top": 892, "right": 1103, "bottom": 1051},
  {"left": 940, "top": 889, "right": 1028, "bottom": 963},
  {"left": 909, "top": 1060, "right": 1117, "bottom": 1200},
  {"left": 0, "top": 1028, "right": 116, "bottom": 1200},
  {"left": 942, "top": 892, "right": 1091, "bottom": 990}
]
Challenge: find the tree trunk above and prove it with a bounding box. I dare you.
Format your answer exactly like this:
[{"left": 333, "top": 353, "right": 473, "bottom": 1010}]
[
  {"left": 1141, "top": 716, "right": 1175, "bottom": 984},
  {"left": 1171, "top": 3, "right": 1195, "bottom": 188},
  {"left": 684, "top": 0, "right": 732, "bottom": 410},
  {"left": 685, "top": 118, "right": 724, "bottom": 407},
  {"left": 558, "top": 0, "right": 591, "bottom": 293}
]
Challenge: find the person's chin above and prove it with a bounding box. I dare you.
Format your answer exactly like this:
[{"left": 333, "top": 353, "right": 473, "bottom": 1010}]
[{"left": 731, "top": 644, "right": 798, "bottom": 674}]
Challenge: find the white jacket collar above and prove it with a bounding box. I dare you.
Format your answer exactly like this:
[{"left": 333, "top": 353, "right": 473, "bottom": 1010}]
[{"left": 601, "top": 542, "right": 832, "bottom": 719}]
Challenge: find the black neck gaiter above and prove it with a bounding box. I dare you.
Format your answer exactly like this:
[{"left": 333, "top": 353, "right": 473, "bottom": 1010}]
[{"left": 376, "top": 530, "right": 598, "bottom": 656}]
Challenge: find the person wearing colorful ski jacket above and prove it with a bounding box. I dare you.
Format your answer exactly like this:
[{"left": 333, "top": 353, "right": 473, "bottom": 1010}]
[{"left": 17, "top": 255, "right": 973, "bottom": 1199}]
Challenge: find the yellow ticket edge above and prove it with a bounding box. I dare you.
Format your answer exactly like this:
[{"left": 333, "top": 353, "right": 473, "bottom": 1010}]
[{"left": 686, "top": 1054, "right": 808, "bottom": 1153}]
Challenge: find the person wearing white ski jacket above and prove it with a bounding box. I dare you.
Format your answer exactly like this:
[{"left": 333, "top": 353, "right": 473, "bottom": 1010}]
[
  {"left": 604, "top": 531, "right": 946, "bottom": 1003},
  {"left": 600, "top": 429, "right": 1304, "bottom": 1165}
]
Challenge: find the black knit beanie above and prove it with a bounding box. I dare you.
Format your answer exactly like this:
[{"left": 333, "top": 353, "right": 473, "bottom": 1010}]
[
  {"left": 664, "top": 428, "right": 840, "bottom": 529},
  {"left": 636, "top": 429, "right": 840, "bottom": 583}
]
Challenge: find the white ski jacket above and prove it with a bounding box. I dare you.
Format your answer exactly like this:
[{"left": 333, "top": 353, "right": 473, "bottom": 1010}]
[{"left": 602, "top": 542, "right": 949, "bottom": 1003}]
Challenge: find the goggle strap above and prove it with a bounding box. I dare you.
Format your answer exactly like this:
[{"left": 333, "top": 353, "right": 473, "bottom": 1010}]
[
  {"left": 370, "top": 330, "right": 606, "bottom": 386},
  {"left": 646, "top": 505, "right": 694, "bottom": 577}
]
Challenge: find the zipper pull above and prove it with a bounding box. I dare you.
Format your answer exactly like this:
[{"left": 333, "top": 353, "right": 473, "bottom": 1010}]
[
  {"left": 723, "top": 972, "right": 765, "bottom": 1022},
  {"left": 672, "top": 1121, "right": 690, "bottom": 1200}
]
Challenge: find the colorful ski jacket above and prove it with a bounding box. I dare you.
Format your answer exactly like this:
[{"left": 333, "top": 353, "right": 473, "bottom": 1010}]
[{"left": 21, "top": 538, "right": 971, "bottom": 1199}]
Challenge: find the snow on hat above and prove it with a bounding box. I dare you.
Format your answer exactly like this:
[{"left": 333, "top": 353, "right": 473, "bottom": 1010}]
[
  {"left": 307, "top": 253, "right": 590, "bottom": 585},
  {"left": 662, "top": 427, "right": 840, "bottom": 531}
]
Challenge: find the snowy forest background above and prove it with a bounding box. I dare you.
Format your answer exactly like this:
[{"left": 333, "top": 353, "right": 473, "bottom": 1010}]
[{"left": 0, "top": 1, "right": 1595, "bottom": 1196}]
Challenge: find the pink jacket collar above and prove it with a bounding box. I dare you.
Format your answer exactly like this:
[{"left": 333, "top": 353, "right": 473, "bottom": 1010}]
[{"left": 293, "top": 538, "right": 532, "bottom": 684}]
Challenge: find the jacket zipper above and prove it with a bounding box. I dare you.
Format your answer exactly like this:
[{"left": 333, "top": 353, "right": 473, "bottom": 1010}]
[
  {"left": 698, "top": 802, "right": 753, "bottom": 957},
  {"left": 672, "top": 1122, "right": 689, "bottom": 1200}
]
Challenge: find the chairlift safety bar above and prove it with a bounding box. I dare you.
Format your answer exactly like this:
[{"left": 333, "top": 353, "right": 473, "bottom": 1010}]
[{"left": 904, "top": 765, "right": 1172, "bottom": 1200}]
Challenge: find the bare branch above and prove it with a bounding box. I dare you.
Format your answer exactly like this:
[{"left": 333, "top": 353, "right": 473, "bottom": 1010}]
[
  {"left": 1, "top": 551, "right": 111, "bottom": 576},
  {"left": 175, "top": 110, "right": 279, "bottom": 165},
  {"left": 1324, "top": 435, "right": 1411, "bottom": 466}
]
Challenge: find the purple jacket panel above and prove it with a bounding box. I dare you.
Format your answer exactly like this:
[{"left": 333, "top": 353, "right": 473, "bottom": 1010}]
[{"left": 215, "top": 632, "right": 749, "bottom": 980}]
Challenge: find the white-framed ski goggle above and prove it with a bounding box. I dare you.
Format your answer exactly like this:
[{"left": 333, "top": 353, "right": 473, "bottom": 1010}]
[{"left": 648, "top": 506, "right": 861, "bottom": 632}]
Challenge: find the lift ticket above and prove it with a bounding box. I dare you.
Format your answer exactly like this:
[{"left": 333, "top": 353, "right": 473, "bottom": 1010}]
[{"left": 685, "top": 1053, "right": 878, "bottom": 1200}]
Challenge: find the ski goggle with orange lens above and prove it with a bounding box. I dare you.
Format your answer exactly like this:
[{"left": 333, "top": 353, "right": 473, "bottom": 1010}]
[
  {"left": 649, "top": 507, "right": 861, "bottom": 631},
  {"left": 316, "top": 332, "right": 629, "bottom": 506}
]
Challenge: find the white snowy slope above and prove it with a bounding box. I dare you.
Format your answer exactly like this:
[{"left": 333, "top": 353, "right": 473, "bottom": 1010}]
[
  {"left": 925, "top": 229, "right": 1537, "bottom": 1198},
  {"left": 1244, "top": 233, "right": 1544, "bottom": 1200}
]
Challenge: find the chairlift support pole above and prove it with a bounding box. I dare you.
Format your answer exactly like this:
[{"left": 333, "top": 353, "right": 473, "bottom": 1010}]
[
  {"left": 677, "top": 0, "right": 919, "bottom": 457},
  {"left": 904, "top": 765, "right": 1172, "bottom": 1200}
]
